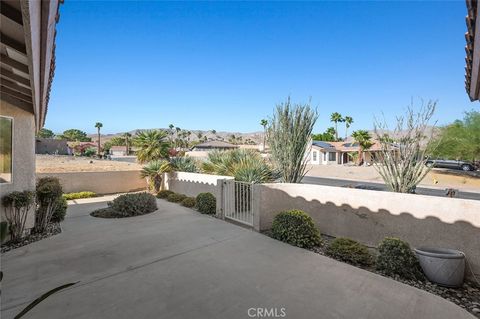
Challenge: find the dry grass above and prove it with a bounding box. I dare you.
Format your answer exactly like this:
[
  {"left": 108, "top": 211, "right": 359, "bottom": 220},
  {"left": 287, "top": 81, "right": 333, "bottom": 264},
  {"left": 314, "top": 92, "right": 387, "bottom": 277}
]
[{"left": 36, "top": 155, "right": 142, "bottom": 173}]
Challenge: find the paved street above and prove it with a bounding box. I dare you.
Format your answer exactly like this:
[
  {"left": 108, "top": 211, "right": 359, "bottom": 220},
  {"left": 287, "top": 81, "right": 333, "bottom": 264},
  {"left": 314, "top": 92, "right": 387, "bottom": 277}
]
[{"left": 302, "top": 176, "right": 480, "bottom": 201}]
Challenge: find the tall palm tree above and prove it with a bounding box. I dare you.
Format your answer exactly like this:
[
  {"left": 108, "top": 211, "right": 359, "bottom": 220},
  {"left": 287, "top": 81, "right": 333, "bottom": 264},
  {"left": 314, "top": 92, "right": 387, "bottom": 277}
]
[
  {"left": 260, "top": 119, "right": 268, "bottom": 152},
  {"left": 197, "top": 132, "right": 203, "bottom": 140},
  {"left": 94, "top": 122, "right": 103, "bottom": 156},
  {"left": 330, "top": 112, "right": 344, "bottom": 141},
  {"left": 344, "top": 116, "right": 353, "bottom": 139},
  {"left": 133, "top": 130, "right": 170, "bottom": 163},
  {"left": 352, "top": 130, "right": 373, "bottom": 165},
  {"left": 123, "top": 132, "right": 131, "bottom": 155}
]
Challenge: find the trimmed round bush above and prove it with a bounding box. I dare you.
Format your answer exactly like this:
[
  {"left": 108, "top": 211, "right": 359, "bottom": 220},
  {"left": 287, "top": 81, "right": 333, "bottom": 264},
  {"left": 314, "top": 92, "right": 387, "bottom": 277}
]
[
  {"left": 376, "top": 237, "right": 424, "bottom": 280},
  {"left": 91, "top": 192, "right": 157, "bottom": 218},
  {"left": 325, "top": 237, "right": 372, "bottom": 266},
  {"left": 156, "top": 190, "right": 174, "bottom": 199},
  {"left": 181, "top": 197, "right": 196, "bottom": 208},
  {"left": 196, "top": 192, "right": 216, "bottom": 215},
  {"left": 51, "top": 196, "right": 68, "bottom": 223},
  {"left": 167, "top": 193, "right": 187, "bottom": 203},
  {"left": 271, "top": 210, "right": 321, "bottom": 249}
]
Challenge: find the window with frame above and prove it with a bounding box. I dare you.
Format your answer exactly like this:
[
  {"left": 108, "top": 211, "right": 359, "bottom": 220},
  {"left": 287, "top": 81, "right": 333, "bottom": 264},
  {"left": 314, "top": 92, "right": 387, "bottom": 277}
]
[
  {"left": 312, "top": 151, "right": 317, "bottom": 162},
  {"left": 0, "top": 116, "right": 13, "bottom": 183},
  {"left": 328, "top": 152, "right": 336, "bottom": 162}
]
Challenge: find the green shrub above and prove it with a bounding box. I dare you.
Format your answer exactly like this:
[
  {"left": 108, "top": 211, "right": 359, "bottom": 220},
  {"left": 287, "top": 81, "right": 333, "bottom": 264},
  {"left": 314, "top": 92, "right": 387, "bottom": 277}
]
[
  {"left": 167, "top": 193, "right": 187, "bottom": 203},
  {"left": 51, "top": 196, "right": 68, "bottom": 223},
  {"left": 2, "top": 191, "right": 35, "bottom": 241},
  {"left": 376, "top": 237, "right": 424, "bottom": 280},
  {"left": 196, "top": 192, "right": 216, "bottom": 214},
  {"left": 181, "top": 197, "right": 196, "bottom": 208},
  {"left": 63, "top": 191, "right": 96, "bottom": 200},
  {"left": 156, "top": 190, "right": 174, "bottom": 199},
  {"left": 107, "top": 192, "right": 157, "bottom": 217},
  {"left": 325, "top": 238, "right": 373, "bottom": 266},
  {"left": 36, "top": 177, "right": 63, "bottom": 233},
  {"left": 170, "top": 156, "right": 198, "bottom": 172},
  {"left": 271, "top": 210, "right": 321, "bottom": 249}
]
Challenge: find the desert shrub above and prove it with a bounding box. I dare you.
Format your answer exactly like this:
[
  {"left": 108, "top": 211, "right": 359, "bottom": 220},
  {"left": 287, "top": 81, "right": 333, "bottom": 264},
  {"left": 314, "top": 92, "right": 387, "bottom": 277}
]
[
  {"left": 36, "top": 177, "right": 63, "bottom": 233},
  {"left": 156, "top": 190, "right": 174, "bottom": 199},
  {"left": 1, "top": 191, "right": 35, "bottom": 241},
  {"left": 170, "top": 156, "right": 198, "bottom": 173},
  {"left": 63, "top": 191, "right": 96, "bottom": 200},
  {"left": 181, "top": 197, "right": 196, "bottom": 208},
  {"left": 271, "top": 210, "right": 321, "bottom": 249},
  {"left": 83, "top": 147, "right": 96, "bottom": 157},
  {"left": 376, "top": 237, "right": 424, "bottom": 280},
  {"left": 51, "top": 197, "right": 68, "bottom": 223},
  {"left": 107, "top": 192, "right": 157, "bottom": 217},
  {"left": 167, "top": 193, "right": 187, "bottom": 203},
  {"left": 196, "top": 192, "right": 216, "bottom": 214},
  {"left": 325, "top": 237, "right": 373, "bottom": 266}
]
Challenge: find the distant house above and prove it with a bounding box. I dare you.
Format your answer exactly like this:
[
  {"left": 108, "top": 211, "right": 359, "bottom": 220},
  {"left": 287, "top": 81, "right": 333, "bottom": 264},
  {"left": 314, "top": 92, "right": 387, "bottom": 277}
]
[
  {"left": 191, "top": 141, "right": 238, "bottom": 152},
  {"left": 308, "top": 140, "right": 387, "bottom": 165},
  {"left": 67, "top": 142, "right": 98, "bottom": 155},
  {"left": 110, "top": 146, "right": 128, "bottom": 156},
  {"left": 35, "top": 138, "right": 70, "bottom": 155}
]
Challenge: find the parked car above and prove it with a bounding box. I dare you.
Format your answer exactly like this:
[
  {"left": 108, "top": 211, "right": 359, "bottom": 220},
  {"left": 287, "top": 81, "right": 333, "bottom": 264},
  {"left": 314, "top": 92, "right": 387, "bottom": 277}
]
[{"left": 425, "top": 159, "right": 476, "bottom": 171}]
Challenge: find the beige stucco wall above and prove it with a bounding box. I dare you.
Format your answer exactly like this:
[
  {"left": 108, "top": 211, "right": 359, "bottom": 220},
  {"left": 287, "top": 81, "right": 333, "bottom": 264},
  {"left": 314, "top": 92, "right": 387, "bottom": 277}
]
[
  {"left": 0, "top": 100, "right": 36, "bottom": 230},
  {"left": 36, "top": 170, "right": 146, "bottom": 195},
  {"left": 164, "top": 172, "right": 234, "bottom": 216},
  {"left": 253, "top": 183, "right": 480, "bottom": 277}
]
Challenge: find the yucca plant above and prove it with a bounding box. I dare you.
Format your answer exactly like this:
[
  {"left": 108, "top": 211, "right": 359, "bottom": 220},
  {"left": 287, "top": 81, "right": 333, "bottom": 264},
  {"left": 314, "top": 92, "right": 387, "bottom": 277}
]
[
  {"left": 169, "top": 156, "right": 198, "bottom": 173},
  {"left": 202, "top": 149, "right": 277, "bottom": 183},
  {"left": 140, "top": 160, "right": 172, "bottom": 193},
  {"left": 133, "top": 130, "right": 170, "bottom": 163}
]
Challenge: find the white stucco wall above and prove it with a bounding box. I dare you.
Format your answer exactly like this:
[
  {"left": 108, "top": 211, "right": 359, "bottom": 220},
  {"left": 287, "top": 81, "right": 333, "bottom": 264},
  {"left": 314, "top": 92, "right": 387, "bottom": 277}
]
[
  {"left": 253, "top": 183, "right": 480, "bottom": 278},
  {"left": 0, "top": 100, "right": 36, "bottom": 230}
]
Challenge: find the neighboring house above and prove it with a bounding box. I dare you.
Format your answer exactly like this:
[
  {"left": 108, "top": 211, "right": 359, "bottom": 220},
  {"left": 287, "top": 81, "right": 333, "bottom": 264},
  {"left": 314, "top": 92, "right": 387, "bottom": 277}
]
[
  {"left": 110, "top": 145, "right": 128, "bottom": 156},
  {"left": 308, "top": 140, "right": 385, "bottom": 165},
  {"left": 35, "top": 138, "right": 70, "bottom": 155},
  {"left": 465, "top": 0, "right": 480, "bottom": 101},
  {"left": 191, "top": 140, "right": 238, "bottom": 152},
  {"left": 0, "top": 0, "right": 62, "bottom": 230}
]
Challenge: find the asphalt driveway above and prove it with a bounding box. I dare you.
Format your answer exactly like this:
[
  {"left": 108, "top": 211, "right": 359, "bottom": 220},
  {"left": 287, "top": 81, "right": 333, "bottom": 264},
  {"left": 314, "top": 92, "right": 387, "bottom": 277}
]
[{"left": 1, "top": 197, "right": 474, "bottom": 319}]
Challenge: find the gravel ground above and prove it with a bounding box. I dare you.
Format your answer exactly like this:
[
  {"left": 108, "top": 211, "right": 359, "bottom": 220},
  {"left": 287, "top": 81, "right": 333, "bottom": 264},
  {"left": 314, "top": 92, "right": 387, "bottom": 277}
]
[
  {"left": 264, "top": 232, "right": 480, "bottom": 318},
  {"left": 1, "top": 223, "right": 62, "bottom": 254},
  {"left": 36, "top": 155, "right": 142, "bottom": 173}
]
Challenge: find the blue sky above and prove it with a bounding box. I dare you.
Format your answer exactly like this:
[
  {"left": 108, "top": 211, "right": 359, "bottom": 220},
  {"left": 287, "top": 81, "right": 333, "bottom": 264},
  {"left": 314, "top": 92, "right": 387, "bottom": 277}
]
[{"left": 46, "top": 1, "right": 475, "bottom": 135}]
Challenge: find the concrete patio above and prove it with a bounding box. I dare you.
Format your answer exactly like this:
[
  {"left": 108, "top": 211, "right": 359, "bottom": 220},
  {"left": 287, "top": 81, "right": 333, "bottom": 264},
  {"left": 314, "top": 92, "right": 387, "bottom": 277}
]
[{"left": 0, "top": 197, "right": 474, "bottom": 319}]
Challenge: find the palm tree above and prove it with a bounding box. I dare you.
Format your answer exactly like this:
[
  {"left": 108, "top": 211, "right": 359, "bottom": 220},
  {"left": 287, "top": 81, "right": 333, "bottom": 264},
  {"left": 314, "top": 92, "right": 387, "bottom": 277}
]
[
  {"left": 94, "top": 122, "right": 103, "bottom": 156},
  {"left": 344, "top": 116, "right": 353, "bottom": 140},
  {"left": 140, "top": 160, "right": 172, "bottom": 193},
  {"left": 260, "top": 119, "right": 268, "bottom": 152},
  {"left": 330, "top": 112, "right": 344, "bottom": 141},
  {"left": 351, "top": 130, "right": 373, "bottom": 165},
  {"left": 197, "top": 132, "right": 203, "bottom": 140},
  {"left": 133, "top": 130, "right": 170, "bottom": 163},
  {"left": 123, "top": 132, "right": 131, "bottom": 155}
]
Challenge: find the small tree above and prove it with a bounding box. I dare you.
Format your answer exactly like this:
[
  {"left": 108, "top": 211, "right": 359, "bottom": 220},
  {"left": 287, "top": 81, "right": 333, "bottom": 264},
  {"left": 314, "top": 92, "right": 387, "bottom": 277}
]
[
  {"left": 268, "top": 97, "right": 318, "bottom": 183},
  {"left": 351, "top": 130, "right": 373, "bottom": 165},
  {"left": 140, "top": 160, "right": 172, "bottom": 193},
  {"left": 2, "top": 191, "right": 35, "bottom": 241},
  {"left": 373, "top": 100, "right": 437, "bottom": 193},
  {"left": 35, "top": 177, "right": 63, "bottom": 233},
  {"left": 260, "top": 119, "right": 268, "bottom": 152},
  {"left": 36, "top": 128, "right": 55, "bottom": 138}
]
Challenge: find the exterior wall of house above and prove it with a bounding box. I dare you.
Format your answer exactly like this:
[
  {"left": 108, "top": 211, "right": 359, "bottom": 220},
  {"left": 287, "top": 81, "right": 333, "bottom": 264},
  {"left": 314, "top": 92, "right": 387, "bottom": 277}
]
[
  {"left": 110, "top": 149, "right": 126, "bottom": 156},
  {"left": 0, "top": 100, "right": 36, "bottom": 230},
  {"left": 252, "top": 183, "right": 480, "bottom": 278}
]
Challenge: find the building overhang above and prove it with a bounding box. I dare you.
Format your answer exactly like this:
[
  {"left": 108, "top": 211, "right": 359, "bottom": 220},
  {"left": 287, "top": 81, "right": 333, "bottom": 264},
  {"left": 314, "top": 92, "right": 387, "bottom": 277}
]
[
  {"left": 0, "top": 0, "right": 62, "bottom": 129},
  {"left": 465, "top": 0, "right": 480, "bottom": 101}
]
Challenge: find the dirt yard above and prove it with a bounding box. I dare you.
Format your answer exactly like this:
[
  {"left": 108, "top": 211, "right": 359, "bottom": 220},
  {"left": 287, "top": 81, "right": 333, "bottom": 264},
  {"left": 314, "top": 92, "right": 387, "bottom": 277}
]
[
  {"left": 36, "top": 155, "right": 142, "bottom": 173},
  {"left": 306, "top": 164, "right": 480, "bottom": 192}
]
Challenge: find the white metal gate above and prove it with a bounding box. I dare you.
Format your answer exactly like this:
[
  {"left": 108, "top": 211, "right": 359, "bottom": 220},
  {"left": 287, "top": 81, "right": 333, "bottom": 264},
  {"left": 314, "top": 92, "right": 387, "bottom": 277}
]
[{"left": 222, "top": 180, "right": 254, "bottom": 226}]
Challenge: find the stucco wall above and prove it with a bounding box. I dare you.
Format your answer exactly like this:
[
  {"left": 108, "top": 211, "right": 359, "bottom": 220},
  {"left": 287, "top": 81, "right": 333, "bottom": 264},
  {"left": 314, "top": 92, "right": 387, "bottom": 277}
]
[
  {"left": 36, "top": 170, "right": 146, "bottom": 195},
  {"left": 164, "top": 172, "right": 234, "bottom": 216},
  {"left": 253, "top": 183, "right": 480, "bottom": 277},
  {"left": 0, "top": 100, "right": 36, "bottom": 230}
]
